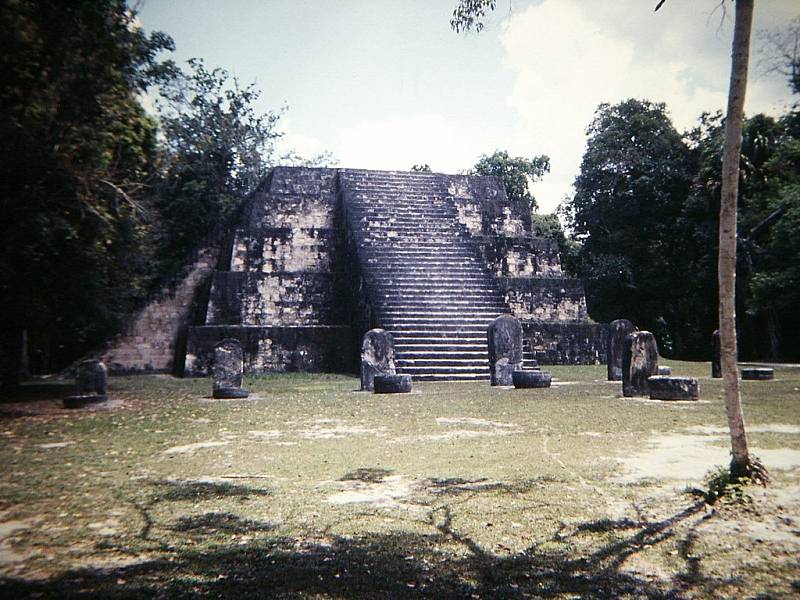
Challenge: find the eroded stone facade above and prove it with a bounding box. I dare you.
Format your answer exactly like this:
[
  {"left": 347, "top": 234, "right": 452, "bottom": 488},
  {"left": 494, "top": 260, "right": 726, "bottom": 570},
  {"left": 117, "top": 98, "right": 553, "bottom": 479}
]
[{"left": 111, "top": 167, "right": 605, "bottom": 377}]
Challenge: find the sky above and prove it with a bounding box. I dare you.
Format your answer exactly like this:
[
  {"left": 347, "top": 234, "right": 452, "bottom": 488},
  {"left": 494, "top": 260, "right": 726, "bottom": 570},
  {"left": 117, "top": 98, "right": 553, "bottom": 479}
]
[{"left": 137, "top": 0, "right": 798, "bottom": 214}]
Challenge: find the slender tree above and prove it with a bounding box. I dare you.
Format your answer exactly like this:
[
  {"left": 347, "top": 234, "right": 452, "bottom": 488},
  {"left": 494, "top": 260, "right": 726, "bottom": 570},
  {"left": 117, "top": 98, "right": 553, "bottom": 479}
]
[{"left": 716, "top": 0, "right": 767, "bottom": 482}]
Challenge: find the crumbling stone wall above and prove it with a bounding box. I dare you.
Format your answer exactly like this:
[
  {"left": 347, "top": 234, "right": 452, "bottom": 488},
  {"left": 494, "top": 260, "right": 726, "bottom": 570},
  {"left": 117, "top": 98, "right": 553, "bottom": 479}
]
[
  {"left": 475, "top": 236, "right": 563, "bottom": 277},
  {"left": 184, "top": 167, "right": 354, "bottom": 376},
  {"left": 499, "top": 278, "right": 588, "bottom": 322},
  {"left": 524, "top": 322, "right": 608, "bottom": 365},
  {"left": 100, "top": 247, "right": 219, "bottom": 373}
]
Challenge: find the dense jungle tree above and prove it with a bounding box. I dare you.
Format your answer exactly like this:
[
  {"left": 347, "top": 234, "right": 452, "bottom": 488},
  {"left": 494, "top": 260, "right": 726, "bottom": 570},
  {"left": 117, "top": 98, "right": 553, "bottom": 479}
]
[
  {"left": 152, "top": 58, "right": 284, "bottom": 271},
  {"left": 470, "top": 150, "right": 550, "bottom": 213},
  {"left": 566, "top": 99, "right": 695, "bottom": 355},
  {"left": 0, "top": 0, "right": 173, "bottom": 383}
]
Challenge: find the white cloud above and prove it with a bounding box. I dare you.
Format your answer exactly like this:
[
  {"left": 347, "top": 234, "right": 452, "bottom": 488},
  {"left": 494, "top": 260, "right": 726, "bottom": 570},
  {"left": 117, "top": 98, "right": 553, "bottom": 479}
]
[
  {"left": 499, "top": 0, "right": 796, "bottom": 214},
  {"left": 337, "top": 114, "right": 484, "bottom": 173},
  {"left": 276, "top": 118, "right": 327, "bottom": 159}
]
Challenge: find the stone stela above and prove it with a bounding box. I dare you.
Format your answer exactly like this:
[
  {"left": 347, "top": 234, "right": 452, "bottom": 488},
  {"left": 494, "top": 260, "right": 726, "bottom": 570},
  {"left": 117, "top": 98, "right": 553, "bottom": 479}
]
[
  {"left": 63, "top": 359, "right": 108, "bottom": 409},
  {"left": 608, "top": 319, "right": 636, "bottom": 381},
  {"left": 360, "top": 328, "right": 396, "bottom": 391},
  {"left": 622, "top": 331, "right": 659, "bottom": 397},
  {"left": 212, "top": 338, "right": 249, "bottom": 399}
]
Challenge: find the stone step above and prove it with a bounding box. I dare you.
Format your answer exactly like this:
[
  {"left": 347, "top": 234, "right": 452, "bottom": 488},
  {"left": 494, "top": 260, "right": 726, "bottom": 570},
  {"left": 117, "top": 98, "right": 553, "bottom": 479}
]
[
  {"left": 388, "top": 324, "right": 489, "bottom": 333},
  {"left": 396, "top": 350, "right": 489, "bottom": 358},
  {"left": 382, "top": 315, "right": 499, "bottom": 324},
  {"left": 367, "top": 263, "right": 485, "bottom": 271},
  {"left": 410, "top": 373, "right": 491, "bottom": 382},
  {"left": 370, "top": 277, "right": 493, "bottom": 286},
  {"left": 378, "top": 295, "right": 506, "bottom": 304},
  {"left": 381, "top": 310, "right": 503, "bottom": 319},
  {"left": 395, "top": 345, "right": 487, "bottom": 353},
  {"left": 398, "top": 365, "right": 490, "bottom": 375},
  {"left": 396, "top": 358, "right": 488, "bottom": 368},
  {"left": 365, "top": 257, "right": 480, "bottom": 265},
  {"left": 389, "top": 330, "right": 487, "bottom": 340}
]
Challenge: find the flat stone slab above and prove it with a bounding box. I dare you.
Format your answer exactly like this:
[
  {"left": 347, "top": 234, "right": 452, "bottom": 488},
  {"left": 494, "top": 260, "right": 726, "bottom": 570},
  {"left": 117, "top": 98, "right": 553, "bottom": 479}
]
[
  {"left": 212, "top": 387, "right": 250, "bottom": 399},
  {"left": 647, "top": 376, "right": 698, "bottom": 401},
  {"left": 512, "top": 370, "right": 552, "bottom": 389},
  {"left": 63, "top": 394, "right": 107, "bottom": 409},
  {"left": 373, "top": 374, "right": 412, "bottom": 394},
  {"left": 741, "top": 368, "right": 774, "bottom": 381},
  {"left": 658, "top": 365, "right": 672, "bottom": 376}
]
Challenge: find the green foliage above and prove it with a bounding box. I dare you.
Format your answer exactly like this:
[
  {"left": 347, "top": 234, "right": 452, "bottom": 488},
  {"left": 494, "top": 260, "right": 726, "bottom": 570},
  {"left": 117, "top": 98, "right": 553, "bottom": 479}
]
[
  {"left": 0, "top": 0, "right": 173, "bottom": 380},
  {"left": 684, "top": 110, "right": 800, "bottom": 359},
  {"left": 450, "top": 0, "right": 497, "bottom": 33},
  {"left": 153, "top": 59, "right": 283, "bottom": 266},
  {"left": 471, "top": 150, "right": 550, "bottom": 212},
  {"left": 565, "top": 100, "right": 695, "bottom": 355},
  {"left": 704, "top": 465, "right": 754, "bottom": 505},
  {"left": 531, "top": 214, "right": 579, "bottom": 274}
]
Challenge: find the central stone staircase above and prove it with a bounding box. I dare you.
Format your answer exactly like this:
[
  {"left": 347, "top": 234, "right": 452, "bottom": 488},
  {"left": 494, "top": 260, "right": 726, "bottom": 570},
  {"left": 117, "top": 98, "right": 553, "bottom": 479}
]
[{"left": 340, "top": 169, "right": 512, "bottom": 381}]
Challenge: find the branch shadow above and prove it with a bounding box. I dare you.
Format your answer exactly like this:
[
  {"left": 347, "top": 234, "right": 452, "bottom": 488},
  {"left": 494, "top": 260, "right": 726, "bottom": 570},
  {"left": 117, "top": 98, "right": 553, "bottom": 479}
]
[{"left": 0, "top": 495, "right": 734, "bottom": 599}]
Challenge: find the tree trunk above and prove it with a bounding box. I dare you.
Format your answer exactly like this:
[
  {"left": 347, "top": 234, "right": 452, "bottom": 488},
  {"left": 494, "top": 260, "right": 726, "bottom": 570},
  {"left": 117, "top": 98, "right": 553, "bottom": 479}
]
[{"left": 719, "top": 0, "right": 764, "bottom": 481}]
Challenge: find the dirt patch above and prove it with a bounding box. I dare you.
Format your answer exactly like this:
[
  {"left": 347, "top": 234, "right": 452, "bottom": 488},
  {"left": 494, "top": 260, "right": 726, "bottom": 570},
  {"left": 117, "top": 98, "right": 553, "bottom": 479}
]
[
  {"left": 325, "top": 475, "right": 419, "bottom": 509},
  {"left": 613, "top": 434, "right": 800, "bottom": 483},
  {"left": 687, "top": 424, "right": 800, "bottom": 435},
  {"left": 435, "top": 417, "right": 517, "bottom": 428},
  {"left": 0, "top": 517, "right": 35, "bottom": 567},
  {"left": 248, "top": 430, "right": 282, "bottom": 439},
  {"left": 36, "top": 441, "right": 76, "bottom": 449},
  {"left": 162, "top": 441, "right": 229, "bottom": 455},
  {"left": 298, "top": 419, "right": 387, "bottom": 440}
]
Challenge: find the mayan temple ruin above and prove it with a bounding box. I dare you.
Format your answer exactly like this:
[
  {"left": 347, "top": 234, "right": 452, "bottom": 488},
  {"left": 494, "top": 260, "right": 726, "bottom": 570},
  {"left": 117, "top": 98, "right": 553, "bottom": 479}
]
[{"left": 103, "top": 167, "right": 606, "bottom": 380}]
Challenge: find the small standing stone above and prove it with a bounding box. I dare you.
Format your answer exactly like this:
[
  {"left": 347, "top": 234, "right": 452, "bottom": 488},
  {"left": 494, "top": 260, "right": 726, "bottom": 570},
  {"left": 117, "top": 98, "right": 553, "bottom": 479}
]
[
  {"left": 213, "top": 339, "right": 249, "bottom": 399},
  {"left": 360, "top": 329, "right": 396, "bottom": 391},
  {"left": 512, "top": 370, "right": 552, "bottom": 389},
  {"left": 487, "top": 315, "right": 523, "bottom": 386},
  {"left": 658, "top": 365, "right": 672, "bottom": 376},
  {"left": 622, "top": 331, "right": 659, "bottom": 397},
  {"left": 741, "top": 368, "right": 774, "bottom": 381},
  {"left": 63, "top": 359, "right": 108, "bottom": 408},
  {"left": 711, "top": 329, "right": 721, "bottom": 378},
  {"left": 648, "top": 376, "right": 699, "bottom": 401},
  {"left": 607, "top": 319, "right": 636, "bottom": 381},
  {"left": 373, "top": 373, "right": 412, "bottom": 394}
]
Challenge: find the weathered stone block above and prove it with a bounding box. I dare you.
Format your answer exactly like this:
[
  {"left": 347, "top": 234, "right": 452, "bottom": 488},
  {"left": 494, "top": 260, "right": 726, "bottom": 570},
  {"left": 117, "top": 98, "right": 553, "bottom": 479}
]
[
  {"left": 622, "top": 331, "right": 659, "bottom": 397},
  {"left": 712, "top": 329, "right": 721, "bottom": 378},
  {"left": 488, "top": 315, "right": 523, "bottom": 386},
  {"left": 741, "top": 368, "right": 774, "bottom": 381},
  {"left": 648, "top": 376, "right": 698, "bottom": 401},
  {"left": 360, "top": 329, "right": 395, "bottom": 391},
  {"left": 608, "top": 319, "right": 636, "bottom": 381},
  {"left": 63, "top": 359, "right": 108, "bottom": 408},
  {"left": 213, "top": 339, "right": 249, "bottom": 399},
  {"left": 658, "top": 365, "right": 672, "bottom": 376},
  {"left": 512, "top": 370, "right": 552, "bottom": 388},
  {"left": 77, "top": 359, "right": 108, "bottom": 398},
  {"left": 373, "top": 374, "right": 411, "bottom": 394}
]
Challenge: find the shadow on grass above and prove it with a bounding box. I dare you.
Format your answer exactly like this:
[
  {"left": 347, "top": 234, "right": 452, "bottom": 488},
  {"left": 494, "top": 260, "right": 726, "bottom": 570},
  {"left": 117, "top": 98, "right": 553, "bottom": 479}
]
[
  {"left": 426, "top": 476, "right": 564, "bottom": 497},
  {"left": 340, "top": 468, "right": 394, "bottom": 483},
  {"left": 0, "top": 499, "right": 730, "bottom": 599},
  {"left": 150, "top": 479, "right": 272, "bottom": 502},
  {"left": 169, "top": 512, "right": 277, "bottom": 535}
]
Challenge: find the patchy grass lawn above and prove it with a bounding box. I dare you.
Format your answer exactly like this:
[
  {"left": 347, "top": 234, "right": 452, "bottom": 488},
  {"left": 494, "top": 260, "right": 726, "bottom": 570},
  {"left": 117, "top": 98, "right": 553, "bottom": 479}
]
[{"left": 0, "top": 361, "right": 798, "bottom": 598}]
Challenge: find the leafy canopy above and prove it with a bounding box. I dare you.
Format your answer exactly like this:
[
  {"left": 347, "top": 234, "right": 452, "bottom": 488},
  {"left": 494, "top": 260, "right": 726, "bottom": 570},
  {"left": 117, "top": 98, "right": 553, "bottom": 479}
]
[{"left": 471, "top": 150, "right": 550, "bottom": 212}]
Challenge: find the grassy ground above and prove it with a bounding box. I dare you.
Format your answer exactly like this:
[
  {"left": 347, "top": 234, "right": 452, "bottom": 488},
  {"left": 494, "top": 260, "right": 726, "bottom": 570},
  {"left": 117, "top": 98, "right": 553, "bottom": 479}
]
[{"left": 0, "top": 361, "right": 798, "bottom": 598}]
